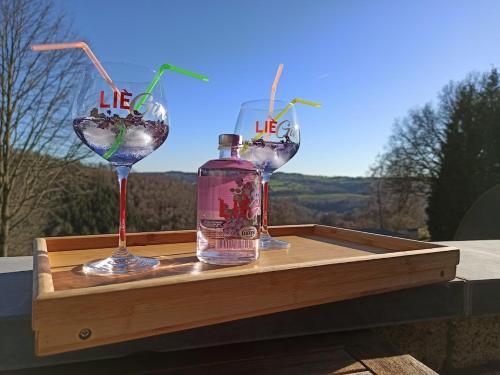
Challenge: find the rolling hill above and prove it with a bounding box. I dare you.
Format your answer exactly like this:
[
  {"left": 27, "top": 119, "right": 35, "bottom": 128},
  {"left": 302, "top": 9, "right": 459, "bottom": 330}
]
[{"left": 165, "top": 171, "right": 372, "bottom": 215}]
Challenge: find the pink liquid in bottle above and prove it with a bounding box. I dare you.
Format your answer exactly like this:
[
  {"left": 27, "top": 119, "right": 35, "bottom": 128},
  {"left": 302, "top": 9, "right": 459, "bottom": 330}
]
[{"left": 197, "top": 134, "right": 261, "bottom": 265}]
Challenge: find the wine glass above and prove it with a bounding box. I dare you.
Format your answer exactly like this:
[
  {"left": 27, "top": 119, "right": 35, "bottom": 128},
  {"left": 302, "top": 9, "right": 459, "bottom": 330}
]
[
  {"left": 234, "top": 99, "right": 300, "bottom": 249},
  {"left": 72, "top": 62, "right": 169, "bottom": 275}
]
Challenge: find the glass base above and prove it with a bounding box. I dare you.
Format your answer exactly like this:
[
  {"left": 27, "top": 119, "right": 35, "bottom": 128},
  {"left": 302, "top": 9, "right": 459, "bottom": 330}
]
[
  {"left": 260, "top": 234, "right": 291, "bottom": 250},
  {"left": 82, "top": 253, "right": 159, "bottom": 276}
]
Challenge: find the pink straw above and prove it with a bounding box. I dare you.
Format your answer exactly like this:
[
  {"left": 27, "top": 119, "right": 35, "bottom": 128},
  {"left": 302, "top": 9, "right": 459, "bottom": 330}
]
[
  {"left": 31, "top": 42, "right": 119, "bottom": 92},
  {"left": 268, "top": 63, "right": 284, "bottom": 119}
]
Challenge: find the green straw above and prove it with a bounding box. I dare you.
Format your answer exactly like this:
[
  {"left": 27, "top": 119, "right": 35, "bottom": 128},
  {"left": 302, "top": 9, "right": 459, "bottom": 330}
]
[
  {"left": 103, "top": 122, "right": 126, "bottom": 160},
  {"left": 134, "top": 64, "right": 209, "bottom": 110},
  {"left": 103, "top": 64, "right": 208, "bottom": 160},
  {"left": 274, "top": 98, "right": 321, "bottom": 121}
]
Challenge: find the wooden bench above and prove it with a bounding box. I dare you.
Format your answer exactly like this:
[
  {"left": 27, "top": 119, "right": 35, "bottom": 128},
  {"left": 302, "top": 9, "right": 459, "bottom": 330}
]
[{"left": 10, "top": 330, "right": 436, "bottom": 374}]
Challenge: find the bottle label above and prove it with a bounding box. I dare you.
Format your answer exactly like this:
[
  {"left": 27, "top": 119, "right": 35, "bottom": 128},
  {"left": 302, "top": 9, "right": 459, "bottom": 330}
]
[
  {"left": 197, "top": 171, "right": 260, "bottom": 251},
  {"left": 240, "top": 226, "right": 258, "bottom": 239}
]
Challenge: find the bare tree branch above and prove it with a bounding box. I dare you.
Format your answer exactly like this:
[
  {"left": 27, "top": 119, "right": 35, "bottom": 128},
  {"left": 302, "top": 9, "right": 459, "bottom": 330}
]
[{"left": 0, "top": 0, "right": 86, "bottom": 256}]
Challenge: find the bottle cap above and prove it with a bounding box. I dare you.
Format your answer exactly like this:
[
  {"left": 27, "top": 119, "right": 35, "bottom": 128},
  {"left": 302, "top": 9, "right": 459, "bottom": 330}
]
[{"left": 218, "top": 134, "right": 242, "bottom": 149}]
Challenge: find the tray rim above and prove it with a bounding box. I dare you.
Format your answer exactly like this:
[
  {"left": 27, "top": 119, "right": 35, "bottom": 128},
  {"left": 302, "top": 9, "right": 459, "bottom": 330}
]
[
  {"left": 33, "top": 224, "right": 459, "bottom": 300},
  {"left": 35, "top": 247, "right": 459, "bottom": 300},
  {"left": 40, "top": 224, "right": 444, "bottom": 251}
]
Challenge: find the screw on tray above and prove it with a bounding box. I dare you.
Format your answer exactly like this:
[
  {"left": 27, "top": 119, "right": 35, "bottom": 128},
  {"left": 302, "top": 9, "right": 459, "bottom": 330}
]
[{"left": 78, "top": 328, "right": 92, "bottom": 340}]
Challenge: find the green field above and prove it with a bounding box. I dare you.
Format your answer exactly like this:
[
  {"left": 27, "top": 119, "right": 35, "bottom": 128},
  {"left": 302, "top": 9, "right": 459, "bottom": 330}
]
[{"left": 295, "top": 193, "right": 368, "bottom": 202}]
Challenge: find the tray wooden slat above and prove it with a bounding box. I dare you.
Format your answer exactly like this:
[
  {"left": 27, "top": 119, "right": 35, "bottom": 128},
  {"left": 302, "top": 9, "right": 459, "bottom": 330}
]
[{"left": 32, "top": 225, "right": 459, "bottom": 356}]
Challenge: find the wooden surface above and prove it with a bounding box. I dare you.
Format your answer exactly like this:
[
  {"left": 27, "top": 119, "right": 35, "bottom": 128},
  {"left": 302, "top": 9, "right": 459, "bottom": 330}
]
[
  {"left": 11, "top": 330, "right": 437, "bottom": 374},
  {"left": 32, "top": 225, "right": 459, "bottom": 356}
]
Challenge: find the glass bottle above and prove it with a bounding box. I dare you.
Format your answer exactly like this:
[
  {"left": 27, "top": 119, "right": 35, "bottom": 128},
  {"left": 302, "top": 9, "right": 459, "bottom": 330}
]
[{"left": 197, "top": 134, "right": 261, "bottom": 265}]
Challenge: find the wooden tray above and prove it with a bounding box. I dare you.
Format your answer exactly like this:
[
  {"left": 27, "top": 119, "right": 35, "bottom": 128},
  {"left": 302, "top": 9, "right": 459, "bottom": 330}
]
[{"left": 32, "top": 224, "right": 459, "bottom": 356}]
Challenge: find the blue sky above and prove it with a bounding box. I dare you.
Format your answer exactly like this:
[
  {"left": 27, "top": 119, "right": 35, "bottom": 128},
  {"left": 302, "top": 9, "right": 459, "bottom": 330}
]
[{"left": 59, "top": 0, "right": 500, "bottom": 176}]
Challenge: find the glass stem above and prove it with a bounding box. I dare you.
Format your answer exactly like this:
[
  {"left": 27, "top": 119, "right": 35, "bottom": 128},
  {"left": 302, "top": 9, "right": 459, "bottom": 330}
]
[
  {"left": 261, "top": 173, "right": 271, "bottom": 238},
  {"left": 114, "top": 166, "right": 131, "bottom": 258}
]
